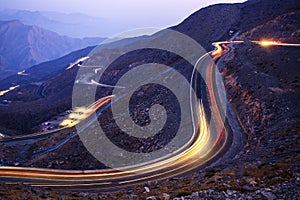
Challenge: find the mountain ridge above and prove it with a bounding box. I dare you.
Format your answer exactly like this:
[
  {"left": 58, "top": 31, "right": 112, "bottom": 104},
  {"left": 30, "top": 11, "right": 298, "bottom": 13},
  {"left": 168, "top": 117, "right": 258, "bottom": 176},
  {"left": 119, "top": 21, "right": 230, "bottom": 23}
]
[
  {"left": 0, "top": 9, "right": 137, "bottom": 38},
  {"left": 0, "top": 19, "right": 104, "bottom": 80},
  {"left": 172, "top": 0, "right": 300, "bottom": 50}
]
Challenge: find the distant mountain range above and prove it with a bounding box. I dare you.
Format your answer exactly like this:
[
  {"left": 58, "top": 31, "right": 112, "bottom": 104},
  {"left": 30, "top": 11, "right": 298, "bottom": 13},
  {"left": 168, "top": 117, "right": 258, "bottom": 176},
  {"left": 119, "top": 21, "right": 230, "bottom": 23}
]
[
  {"left": 0, "top": 20, "right": 105, "bottom": 80},
  {"left": 0, "top": 9, "right": 137, "bottom": 38}
]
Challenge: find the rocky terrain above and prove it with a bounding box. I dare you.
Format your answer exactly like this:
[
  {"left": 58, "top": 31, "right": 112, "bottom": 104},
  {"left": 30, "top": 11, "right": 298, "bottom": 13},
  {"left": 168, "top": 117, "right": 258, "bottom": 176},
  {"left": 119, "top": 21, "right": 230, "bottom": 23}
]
[{"left": 0, "top": 0, "right": 299, "bottom": 199}]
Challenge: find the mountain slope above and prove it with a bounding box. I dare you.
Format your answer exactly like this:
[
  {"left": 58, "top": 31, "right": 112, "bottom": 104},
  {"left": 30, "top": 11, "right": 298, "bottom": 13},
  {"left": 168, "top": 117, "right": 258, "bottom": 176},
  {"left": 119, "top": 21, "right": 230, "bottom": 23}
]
[
  {"left": 172, "top": 0, "right": 300, "bottom": 50},
  {"left": 0, "top": 20, "right": 104, "bottom": 79}
]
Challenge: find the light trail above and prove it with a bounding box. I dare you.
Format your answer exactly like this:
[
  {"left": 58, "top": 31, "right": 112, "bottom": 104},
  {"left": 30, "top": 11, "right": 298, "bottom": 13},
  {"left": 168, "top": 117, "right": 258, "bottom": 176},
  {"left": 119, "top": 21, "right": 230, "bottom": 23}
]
[
  {"left": 0, "top": 85, "right": 20, "bottom": 96},
  {"left": 0, "top": 96, "right": 113, "bottom": 142},
  {"left": 253, "top": 40, "right": 300, "bottom": 47},
  {"left": 66, "top": 56, "right": 90, "bottom": 70},
  {"left": 209, "top": 41, "right": 244, "bottom": 146},
  {"left": 17, "top": 70, "right": 29, "bottom": 76},
  {"left": 59, "top": 95, "right": 114, "bottom": 127},
  {"left": 209, "top": 42, "right": 228, "bottom": 145},
  {"left": 88, "top": 79, "right": 125, "bottom": 88}
]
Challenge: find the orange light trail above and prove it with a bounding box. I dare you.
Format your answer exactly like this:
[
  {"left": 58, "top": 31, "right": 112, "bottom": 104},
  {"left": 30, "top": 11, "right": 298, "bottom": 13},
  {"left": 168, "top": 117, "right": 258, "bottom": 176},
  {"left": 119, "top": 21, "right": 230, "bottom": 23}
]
[
  {"left": 253, "top": 40, "right": 300, "bottom": 47},
  {"left": 209, "top": 42, "right": 229, "bottom": 146},
  {"left": 59, "top": 95, "right": 113, "bottom": 127},
  {"left": 0, "top": 96, "right": 113, "bottom": 142},
  {"left": 0, "top": 85, "right": 20, "bottom": 96}
]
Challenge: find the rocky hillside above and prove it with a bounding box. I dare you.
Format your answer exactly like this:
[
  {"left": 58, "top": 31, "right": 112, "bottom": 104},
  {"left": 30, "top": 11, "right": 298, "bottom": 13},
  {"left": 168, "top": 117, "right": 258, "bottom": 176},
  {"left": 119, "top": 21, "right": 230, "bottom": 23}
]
[
  {"left": 0, "top": 20, "right": 104, "bottom": 79},
  {"left": 173, "top": 0, "right": 299, "bottom": 50},
  {"left": 0, "top": 46, "right": 94, "bottom": 133}
]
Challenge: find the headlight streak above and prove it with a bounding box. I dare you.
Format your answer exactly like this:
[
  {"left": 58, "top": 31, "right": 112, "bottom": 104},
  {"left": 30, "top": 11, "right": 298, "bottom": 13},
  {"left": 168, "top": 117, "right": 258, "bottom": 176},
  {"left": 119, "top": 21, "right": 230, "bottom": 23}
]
[
  {"left": 0, "top": 85, "right": 20, "bottom": 96},
  {"left": 253, "top": 40, "right": 300, "bottom": 47},
  {"left": 0, "top": 96, "right": 113, "bottom": 143}
]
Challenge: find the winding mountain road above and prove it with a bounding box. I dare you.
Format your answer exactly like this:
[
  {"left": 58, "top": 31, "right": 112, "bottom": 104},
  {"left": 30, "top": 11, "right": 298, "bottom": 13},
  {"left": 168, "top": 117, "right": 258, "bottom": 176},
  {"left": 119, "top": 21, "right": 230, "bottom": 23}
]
[{"left": 0, "top": 40, "right": 272, "bottom": 190}]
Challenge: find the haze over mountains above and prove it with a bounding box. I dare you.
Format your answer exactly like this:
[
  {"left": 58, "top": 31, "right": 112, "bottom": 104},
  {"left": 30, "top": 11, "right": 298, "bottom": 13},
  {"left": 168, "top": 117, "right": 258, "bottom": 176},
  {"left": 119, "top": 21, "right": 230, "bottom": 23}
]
[{"left": 0, "top": 9, "right": 136, "bottom": 38}]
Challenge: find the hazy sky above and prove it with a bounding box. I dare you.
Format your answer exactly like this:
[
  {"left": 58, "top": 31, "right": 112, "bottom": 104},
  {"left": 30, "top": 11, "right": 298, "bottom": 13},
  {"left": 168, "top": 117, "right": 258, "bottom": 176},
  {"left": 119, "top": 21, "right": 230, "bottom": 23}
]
[{"left": 1, "top": 0, "right": 246, "bottom": 27}]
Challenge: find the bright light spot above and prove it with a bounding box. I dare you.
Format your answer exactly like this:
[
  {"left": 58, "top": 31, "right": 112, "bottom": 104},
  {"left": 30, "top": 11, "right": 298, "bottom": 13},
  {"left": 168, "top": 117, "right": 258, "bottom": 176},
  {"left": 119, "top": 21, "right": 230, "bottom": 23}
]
[
  {"left": 59, "top": 119, "right": 74, "bottom": 127},
  {"left": 259, "top": 40, "right": 280, "bottom": 47},
  {"left": 68, "top": 113, "right": 78, "bottom": 119},
  {"left": 73, "top": 107, "right": 90, "bottom": 115},
  {"left": 17, "top": 70, "right": 29, "bottom": 76},
  {"left": 212, "top": 42, "right": 223, "bottom": 56},
  {"left": 66, "top": 57, "right": 89, "bottom": 70},
  {"left": 59, "top": 96, "right": 113, "bottom": 128},
  {"left": 252, "top": 40, "right": 300, "bottom": 47},
  {"left": 0, "top": 85, "right": 20, "bottom": 96}
]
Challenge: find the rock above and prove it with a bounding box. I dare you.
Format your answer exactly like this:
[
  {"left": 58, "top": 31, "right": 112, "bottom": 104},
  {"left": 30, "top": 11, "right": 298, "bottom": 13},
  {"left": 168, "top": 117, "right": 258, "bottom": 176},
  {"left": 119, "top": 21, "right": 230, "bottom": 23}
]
[
  {"left": 146, "top": 196, "right": 156, "bottom": 200},
  {"left": 264, "top": 188, "right": 272, "bottom": 192},
  {"left": 246, "top": 178, "right": 257, "bottom": 186},
  {"left": 47, "top": 162, "right": 52, "bottom": 168},
  {"left": 78, "top": 192, "right": 88, "bottom": 197},
  {"left": 226, "top": 190, "right": 236, "bottom": 196},
  {"left": 222, "top": 191, "right": 228, "bottom": 198},
  {"left": 249, "top": 180, "right": 257, "bottom": 185},
  {"left": 126, "top": 189, "right": 134, "bottom": 195},
  {"left": 206, "top": 189, "right": 215, "bottom": 194},
  {"left": 144, "top": 186, "right": 150, "bottom": 193},
  {"left": 246, "top": 195, "right": 254, "bottom": 200},
  {"left": 162, "top": 193, "right": 170, "bottom": 200},
  {"left": 261, "top": 191, "right": 276, "bottom": 200},
  {"left": 192, "top": 192, "right": 199, "bottom": 197},
  {"left": 242, "top": 185, "right": 255, "bottom": 192}
]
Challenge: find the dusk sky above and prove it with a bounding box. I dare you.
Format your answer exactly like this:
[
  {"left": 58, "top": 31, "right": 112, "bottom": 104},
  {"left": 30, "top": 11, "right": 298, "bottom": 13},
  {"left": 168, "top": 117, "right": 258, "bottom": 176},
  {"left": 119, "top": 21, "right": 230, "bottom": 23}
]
[{"left": 1, "top": 0, "right": 246, "bottom": 27}]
